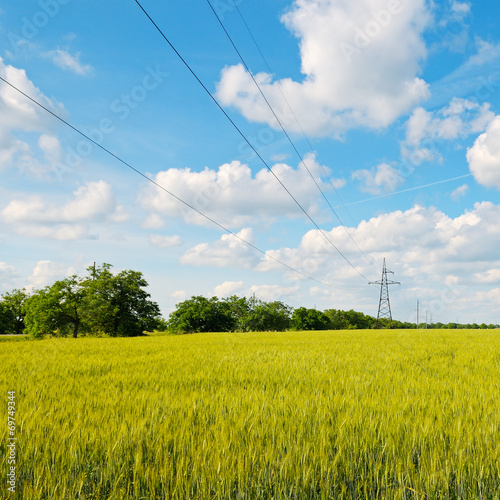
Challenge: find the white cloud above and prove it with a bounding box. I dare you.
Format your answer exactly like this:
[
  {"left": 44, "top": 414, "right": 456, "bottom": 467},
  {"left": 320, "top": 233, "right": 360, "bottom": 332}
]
[
  {"left": 171, "top": 290, "right": 187, "bottom": 300},
  {"left": 38, "top": 134, "right": 62, "bottom": 163},
  {"left": 430, "top": 40, "right": 500, "bottom": 107},
  {"left": 0, "top": 129, "right": 30, "bottom": 170},
  {"left": 214, "top": 281, "right": 245, "bottom": 298},
  {"left": 257, "top": 203, "right": 500, "bottom": 289},
  {"left": 180, "top": 228, "right": 260, "bottom": 268},
  {"left": 1, "top": 181, "right": 128, "bottom": 240},
  {"left": 438, "top": 1, "right": 471, "bottom": 29},
  {"left": 474, "top": 269, "right": 500, "bottom": 284},
  {"left": 0, "top": 263, "right": 17, "bottom": 275},
  {"left": 213, "top": 280, "right": 299, "bottom": 302},
  {"left": 270, "top": 153, "right": 290, "bottom": 162},
  {"left": 450, "top": 1, "right": 471, "bottom": 19},
  {"left": 450, "top": 184, "right": 469, "bottom": 200},
  {"left": 248, "top": 284, "right": 300, "bottom": 302},
  {"left": 149, "top": 234, "right": 183, "bottom": 248},
  {"left": 19, "top": 224, "right": 92, "bottom": 241},
  {"left": 0, "top": 57, "right": 64, "bottom": 132},
  {"left": 142, "top": 214, "right": 165, "bottom": 229},
  {"left": 0, "top": 58, "right": 66, "bottom": 177},
  {"left": 242, "top": 202, "right": 500, "bottom": 321},
  {"left": 402, "top": 98, "right": 495, "bottom": 163},
  {"left": 467, "top": 115, "right": 500, "bottom": 189},
  {"left": 216, "top": 0, "right": 431, "bottom": 137},
  {"left": 138, "top": 154, "right": 340, "bottom": 227},
  {"left": 352, "top": 163, "right": 404, "bottom": 194},
  {"left": 28, "top": 261, "right": 76, "bottom": 290},
  {"left": 471, "top": 289, "right": 500, "bottom": 315},
  {"left": 0, "top": 262, "right": 18, "bottom": 289},
  {"left": 45, "top": 49, "right": 93, "bottom": 76}
]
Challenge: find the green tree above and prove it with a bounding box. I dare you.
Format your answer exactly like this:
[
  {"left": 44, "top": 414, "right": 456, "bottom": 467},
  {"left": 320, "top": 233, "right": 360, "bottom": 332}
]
[
  {"left": 324, "top": 309, "right": 376, "bottom": 330},
  {"left": 23, "top": 264, "right": 160, "bottom": 338},
  {"left": 291, "top": 307, "right": 332, "bottom": 331},
  {"left": 1, "top": 288, "right": 29, "bottom": 334},
  {"left": 224, "top": 295, "right": 251, "bottom": 331},
  {"left": 167, "top": 296, "right": 234, "bottom": 334},
  {"left": 324, "top": 309, "right": 349, "bottom": 330},
  {"left": 0, "top": 302, "right": 15, "bottom": 335},
  {"left": 82, "top": 264, "right": 160, "bottom": 337},
  {"left": 23, "top": 277, "right": 84, "bottom": 339},
  {"left": 239, "top": 298, "right": 292, "bottom": 332}
]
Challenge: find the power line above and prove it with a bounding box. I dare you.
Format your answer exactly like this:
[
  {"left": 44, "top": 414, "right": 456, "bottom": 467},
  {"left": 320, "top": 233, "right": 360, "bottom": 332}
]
[
  {"left": 231, "top": 0, "right": 347, "bottom": 206},
  {"left": 0, "top": 75, "right": 361, "bottom": 291},
  {"left": 213, "top": 0, "right": 378, "bottom": 275},
  {"left": 133, "top": 0, "right": 370, "bottom": 283}
]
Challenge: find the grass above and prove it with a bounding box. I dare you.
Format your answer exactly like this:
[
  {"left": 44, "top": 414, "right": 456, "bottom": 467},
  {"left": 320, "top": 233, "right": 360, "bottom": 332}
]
[{"left": 1, "top": 329, "right": 499, "bottom": 499}]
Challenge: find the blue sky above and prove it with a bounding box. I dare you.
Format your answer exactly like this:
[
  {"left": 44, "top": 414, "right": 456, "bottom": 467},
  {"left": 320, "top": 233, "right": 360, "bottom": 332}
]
[{"left": 0, "top": 0, "right": 499, "bottom": 324}]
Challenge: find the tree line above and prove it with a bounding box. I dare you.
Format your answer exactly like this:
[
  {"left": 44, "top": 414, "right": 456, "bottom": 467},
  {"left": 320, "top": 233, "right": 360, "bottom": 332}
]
[
  {"left": 0, "top": 264, "right": 498, "bottom": 337},
  {"left": 165, "top": 295, "right": 498, "bottom": 333},
  {"left": 0, "top": 264, "right": 160, "bottom": 338}
]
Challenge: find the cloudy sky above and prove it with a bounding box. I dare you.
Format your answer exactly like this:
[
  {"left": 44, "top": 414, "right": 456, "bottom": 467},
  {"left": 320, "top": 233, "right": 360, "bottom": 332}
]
[{"left": 1, "top": 0, "right": 499, "bottom": 324}]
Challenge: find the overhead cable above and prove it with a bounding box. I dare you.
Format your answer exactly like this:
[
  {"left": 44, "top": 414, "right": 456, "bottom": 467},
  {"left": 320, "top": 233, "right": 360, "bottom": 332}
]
[
  {"left": 225, "top": 0, "right": 379, "bottom": 275},
  {"left": 0, "top": 75, "right": 363, "bottom": 291},
  {"left": 133, "top": 0, "right": 371, "bottom": 282}
]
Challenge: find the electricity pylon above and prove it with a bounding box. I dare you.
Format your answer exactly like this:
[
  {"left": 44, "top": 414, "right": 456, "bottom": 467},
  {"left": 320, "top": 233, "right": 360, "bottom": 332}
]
[{"left": 369, "top": 258, "right": 400, "bottom": 323}]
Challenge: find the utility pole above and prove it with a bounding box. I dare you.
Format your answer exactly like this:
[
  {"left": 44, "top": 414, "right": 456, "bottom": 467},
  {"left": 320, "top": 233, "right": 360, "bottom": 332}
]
[{"left": 369, "top": 258, "right": 400, "bottom": 326}]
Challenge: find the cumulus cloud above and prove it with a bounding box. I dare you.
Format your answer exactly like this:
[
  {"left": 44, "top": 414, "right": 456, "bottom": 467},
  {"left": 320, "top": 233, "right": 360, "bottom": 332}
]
[
  {"left": 149, "top": 234, "right": 183, "bottom": 248},
  {"left": 171, "top": 290, "right": 187, "bottom": 300},
  {"left": 0, "top": 58, "right": 65, "bottom": 132},
  {"left": 474, "top": 269, "right": 500, "bottom": 284},
  {"left": 402, "top": 98, "right": 495, "bottom": 163},
  {"left": 28, "top": 261, "right": 76, "bottom": 290},
  {"left": 249, "top": 284, "right": 300, "bottom": 302},
  {"left": 152, "top": 201, "right": 500, "bottom": 322},
  {"left": 216, "top": 0, "right": 431, "bottom": 137},
  {"left": 0, "top": 262, "right": 18, "bottom": 289},
  {"left": 0, "top": 263, "right": 17, "bottom": 275},
  {"left": 1, "top": 180, "right": 128, "bottom": 240},
  {"left": 437, "top": 0, "right": 471, "bottom": 39},
  {"left": 449, "top": 1, "right": 471, "bottom": 21},
  {"left": 45, "top": 49, "right": 93, "bottom": 76},
  {"left": 138, "top": 154, "right": 341, "bottom": 227},
  {"left": 180, "top": 228, "right": 260, "bottom": 268},
  {"left": 467, "top": 115, "right": 500, "bottom": 189},
  {"left": 213, "top": 280, "right": 299, "bottom": 302},
  {"left": 352, "top": 163, "right": 404, "bottom": 194},
  {"left": 38, "top": 134, "right": 62, "bottom": 163},
  {"left": 0, "top": 129, "right": 30, "bottom": 171},
  {"left": 450, "top": 184, "right": 469, "bottom": 200},
  {"left": 0, "top": 57, "right": 65, "bottom": 176},
  {"left": 214, "top": 281, "right": 245, "bottom": 297},
  {"left": 257, "top": 203, "right": 500, "bottom": 290}
]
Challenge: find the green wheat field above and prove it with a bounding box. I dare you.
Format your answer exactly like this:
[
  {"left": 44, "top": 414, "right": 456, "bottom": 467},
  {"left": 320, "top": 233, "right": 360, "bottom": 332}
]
[{"left": 2, "top": 329, "right": 499, "bottom": 499}]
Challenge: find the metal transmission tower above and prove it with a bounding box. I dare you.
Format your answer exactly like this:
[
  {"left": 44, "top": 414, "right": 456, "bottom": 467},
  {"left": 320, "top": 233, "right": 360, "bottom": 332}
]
[{"left": 369, "top": 258, "right": 400, "bottom": 322}]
